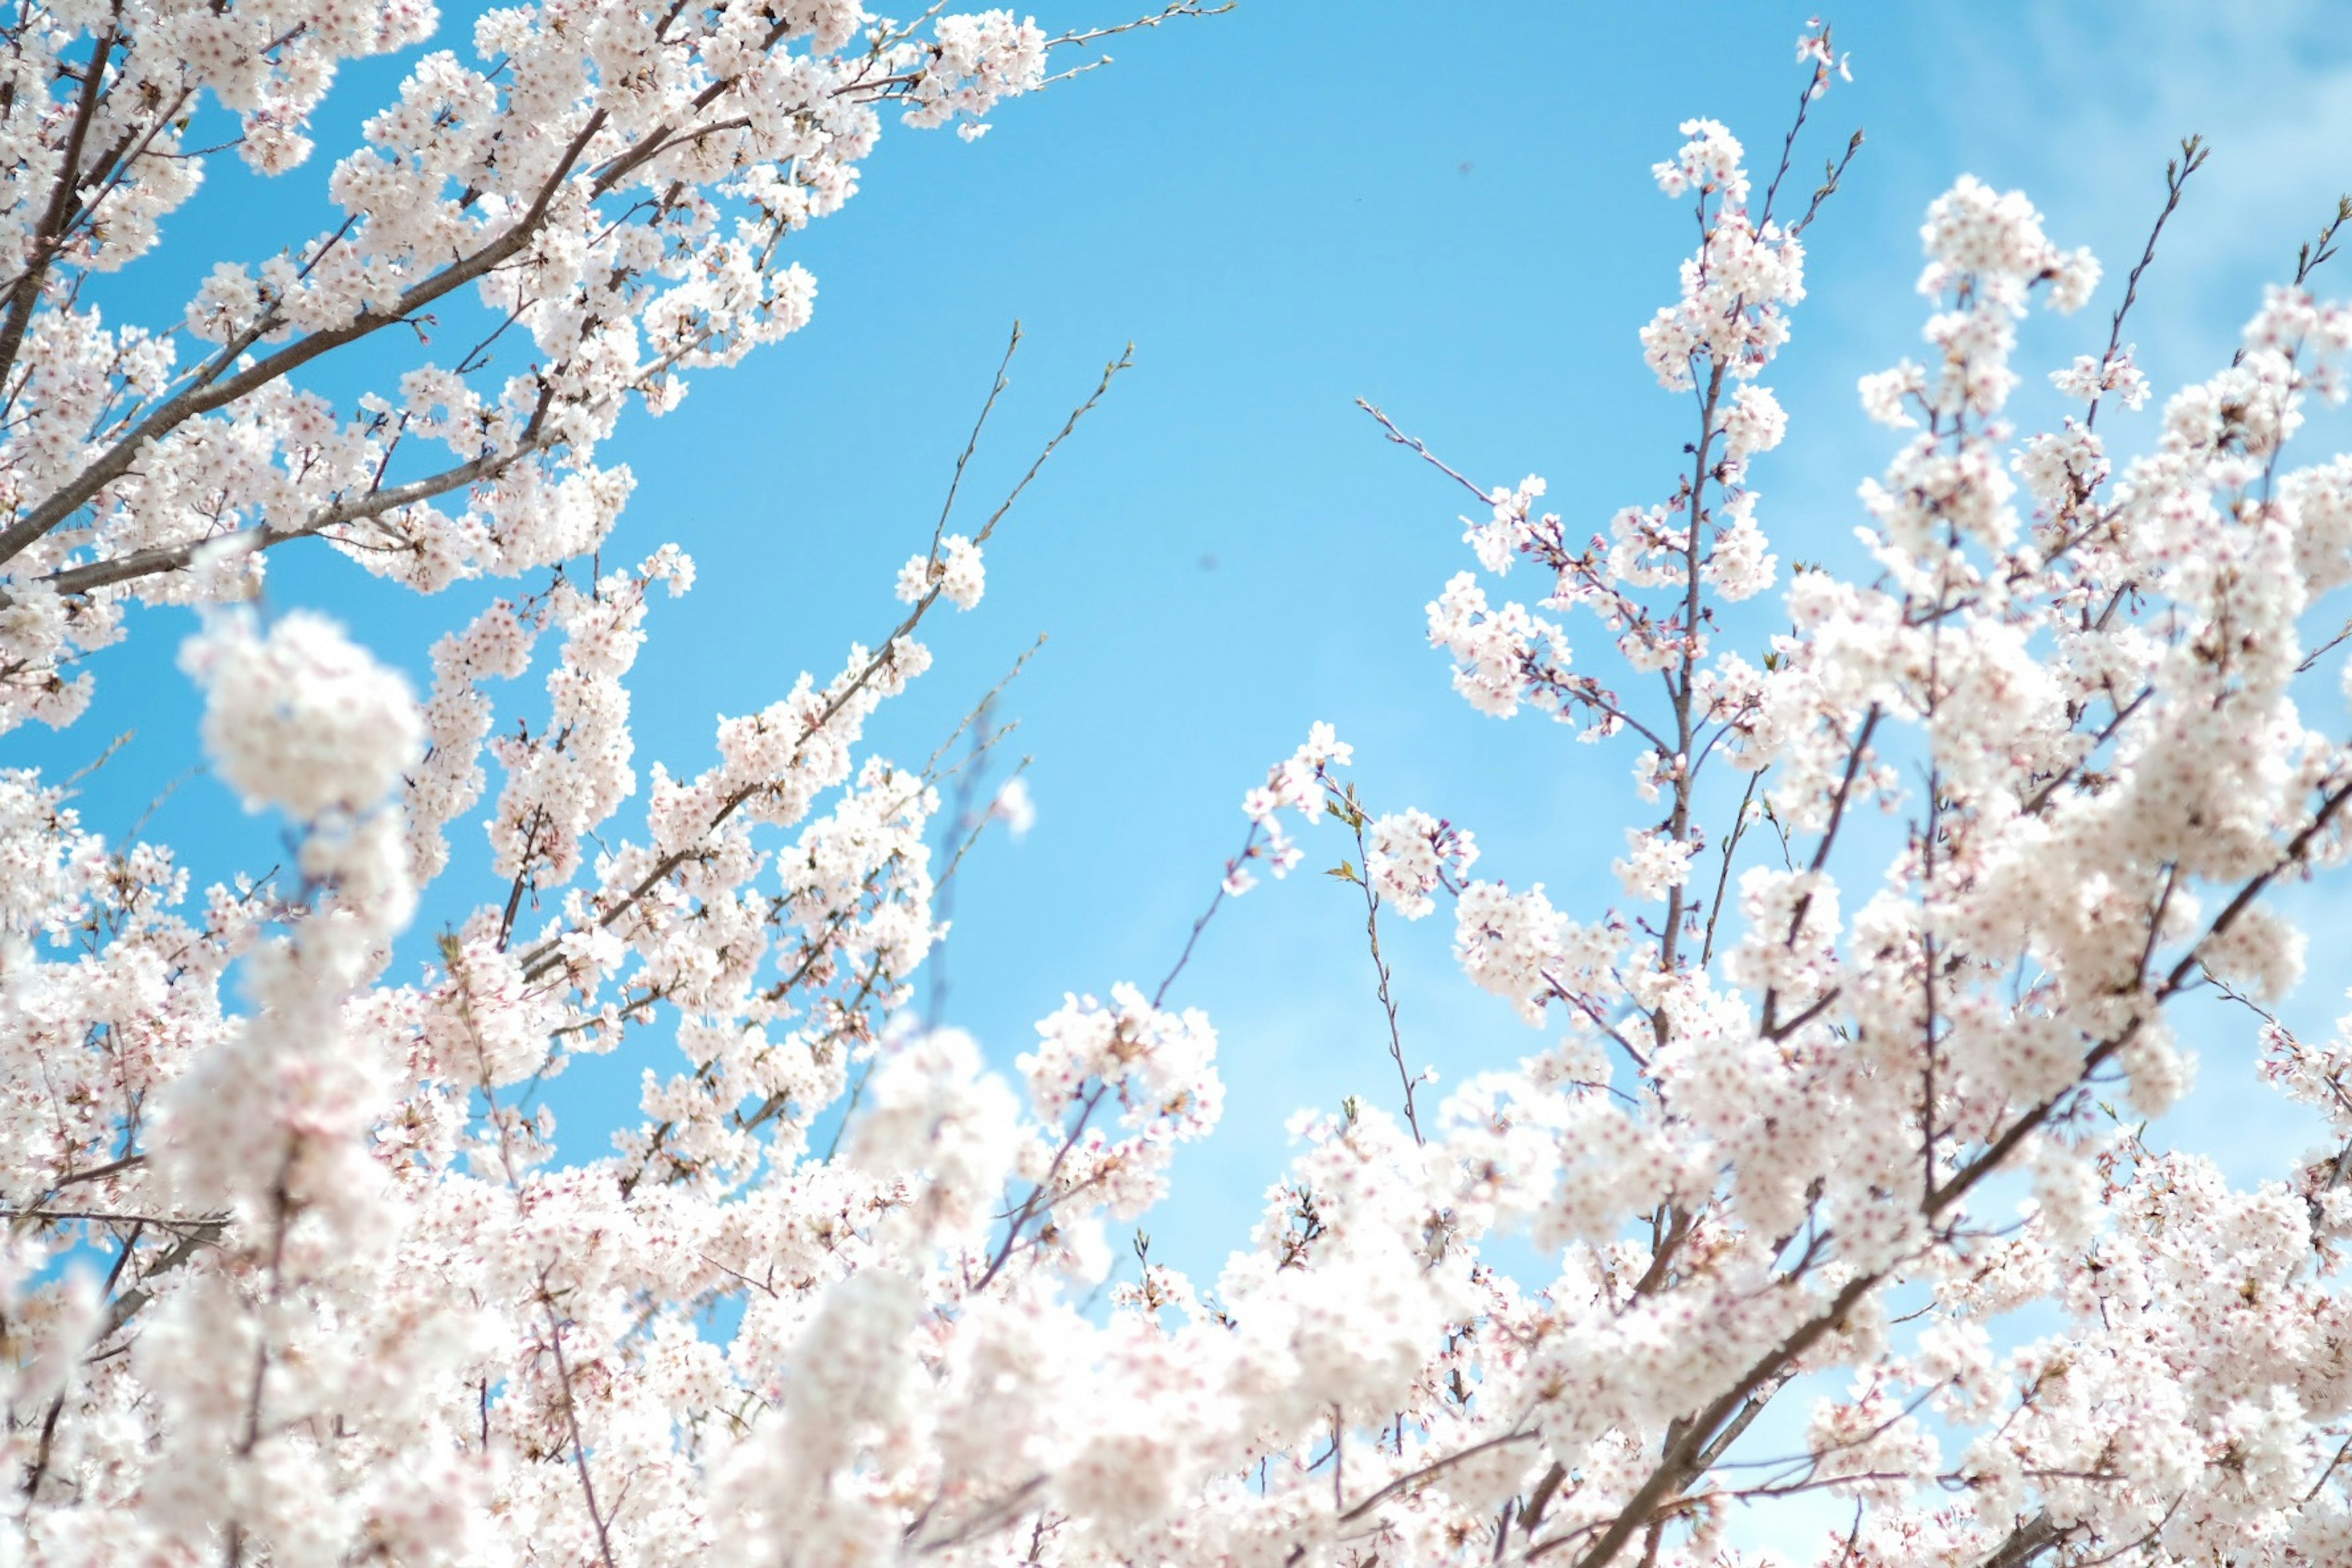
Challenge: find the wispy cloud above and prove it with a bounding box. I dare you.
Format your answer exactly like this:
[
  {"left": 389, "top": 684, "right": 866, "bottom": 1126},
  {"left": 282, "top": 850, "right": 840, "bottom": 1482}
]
[{"left": 1932, "top": 0, "right": 2352, "bottom": 372}]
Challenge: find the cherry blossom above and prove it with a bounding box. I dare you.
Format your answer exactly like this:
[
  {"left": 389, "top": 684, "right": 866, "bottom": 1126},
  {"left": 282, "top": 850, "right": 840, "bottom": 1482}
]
[{"left": 12, "top": 14, "right": 2352, "bottom": 1568}]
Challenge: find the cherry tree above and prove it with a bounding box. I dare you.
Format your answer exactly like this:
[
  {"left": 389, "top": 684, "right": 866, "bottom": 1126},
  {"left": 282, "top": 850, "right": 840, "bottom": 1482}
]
[{"left": 8, "top": 7, "right": 2352, "bottom": 1567}]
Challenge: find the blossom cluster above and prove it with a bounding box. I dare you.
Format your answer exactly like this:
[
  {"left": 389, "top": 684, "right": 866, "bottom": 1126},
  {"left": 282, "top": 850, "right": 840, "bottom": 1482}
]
[
  {"left": 0, "top": 0, "right": 1063, "bottom": 736},
  {"left": 13, "top": 16, "right": 2352, "bottom": 1568}
]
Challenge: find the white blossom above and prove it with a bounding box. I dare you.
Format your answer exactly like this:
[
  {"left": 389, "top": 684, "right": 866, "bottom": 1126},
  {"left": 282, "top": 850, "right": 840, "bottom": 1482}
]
[
  {"left": 7, "top": 15, "right": 2352, "bottom": 1568},
  {"left": 179, "top": 610, "right": 421, "bottom": 821}
]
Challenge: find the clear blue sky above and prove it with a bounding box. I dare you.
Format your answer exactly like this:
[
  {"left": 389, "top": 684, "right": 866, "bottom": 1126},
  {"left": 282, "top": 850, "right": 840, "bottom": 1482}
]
[{"left": 19, "top": 1, "right": 2352, "bottom": 1279}]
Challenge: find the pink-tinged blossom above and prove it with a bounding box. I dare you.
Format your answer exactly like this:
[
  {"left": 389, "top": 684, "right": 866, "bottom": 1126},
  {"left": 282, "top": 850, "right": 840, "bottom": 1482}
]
[
  {"left": 1703, "top": 495, "right": 1778, "bottom": 601},
  {"left": 1464, "top": 474, "right": 1548, "bottom": 574},
  {"left": 1022, "top": 984, "right": 1210, "bottom": 1118},
  {"left": 1859, "top": 358, "right": 1929, "bottom": 426},
  {"left": 1427, "top": 571, "right": 1569, "bottom": 718},
  {"left": 17, "top": 18, "right": 2352, "bottom": 1568},
  {"left": 1613, "top": 827, "right": 1697, "bottom": 903},
  {"left": 852, "top": 1028, "right": 1021, "bottom": 1240},
  {"left": 179, "top": 610, "right": 422, "bottom": 821},
  {"left": 1795, "top": 17, "right": 1853, "bottom": 90},
  {"left": 895, "top": 533, "right": 987, "bottom": 609},
  {"left": 2052, "top": 345, "right": 2153, "bottom": 409},
  {"left": 900, "top": 10, "right": 1049, "bottom": 135},
  {"left": 1452, "top": 880, "right": 1576, "bottom": 1023},
  {"left": 1231, "top": 722, "right": 1350, "bottom": 893},
  {"left": 1650, "top": 118, "right": 1749, "bottom": 205},
  {"left": 1721, "top": 383, "right": 1789, "bottom": 461},
  {"left": 1363, "top": 808, "right": 1478, "bottom": 920}
]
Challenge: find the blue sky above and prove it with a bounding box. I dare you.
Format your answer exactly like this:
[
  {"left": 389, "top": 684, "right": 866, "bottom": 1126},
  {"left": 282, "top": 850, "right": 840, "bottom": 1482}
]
[{"left": 20, "top": 0, "right": 2352, "bottom": 1286}]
